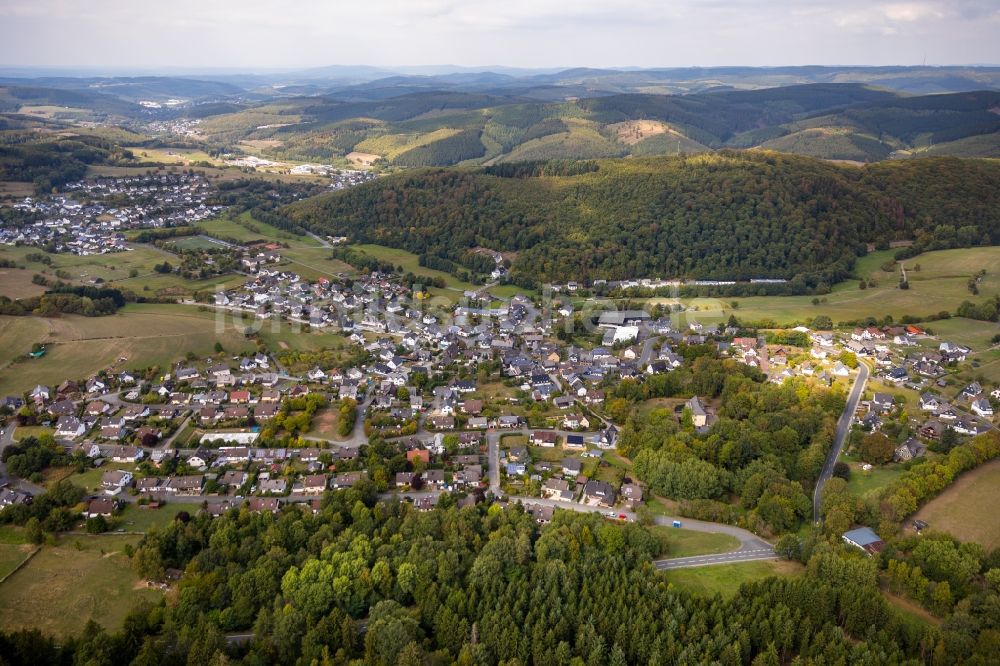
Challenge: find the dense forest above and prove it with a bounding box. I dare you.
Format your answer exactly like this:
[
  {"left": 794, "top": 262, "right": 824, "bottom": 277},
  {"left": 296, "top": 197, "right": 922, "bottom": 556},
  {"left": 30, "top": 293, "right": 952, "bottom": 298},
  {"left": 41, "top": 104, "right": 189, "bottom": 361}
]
[
  {"left": 0, "top": 133, "right": 131, "bottom": 193},
  {"left": 6, "top": 492, "right": 996, "bottom": 666},
  {"left": 284, "top": 152, "right": 1000, "bottom": 288}
]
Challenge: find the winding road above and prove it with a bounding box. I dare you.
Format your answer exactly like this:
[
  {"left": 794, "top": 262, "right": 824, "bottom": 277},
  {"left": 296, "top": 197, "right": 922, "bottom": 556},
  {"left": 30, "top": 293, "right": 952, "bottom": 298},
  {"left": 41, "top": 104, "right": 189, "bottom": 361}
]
[{"left": 485, "top": 428, "right": 777, "bottom": 568}]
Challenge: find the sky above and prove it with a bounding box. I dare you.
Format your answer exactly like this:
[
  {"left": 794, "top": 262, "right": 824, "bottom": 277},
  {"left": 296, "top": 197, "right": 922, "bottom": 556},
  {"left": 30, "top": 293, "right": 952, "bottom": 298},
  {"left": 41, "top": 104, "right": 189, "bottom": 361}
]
[{"left": 0, "top": 0, "right": 998, "bottom": 72}]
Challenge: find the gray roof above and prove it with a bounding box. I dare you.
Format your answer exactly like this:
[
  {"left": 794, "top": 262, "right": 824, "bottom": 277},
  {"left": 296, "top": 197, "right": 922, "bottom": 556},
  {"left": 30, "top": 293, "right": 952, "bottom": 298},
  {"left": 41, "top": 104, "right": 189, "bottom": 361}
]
[{"left": 842, "top": 527, "right": 882, "bottom": 547}]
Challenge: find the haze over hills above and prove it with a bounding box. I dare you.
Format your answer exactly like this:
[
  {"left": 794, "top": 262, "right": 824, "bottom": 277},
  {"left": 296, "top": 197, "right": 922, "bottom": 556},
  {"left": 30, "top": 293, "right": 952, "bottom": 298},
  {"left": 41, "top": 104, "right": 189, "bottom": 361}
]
[{"left": 3, "top": 69, "right": 1000, "bottom": 164}]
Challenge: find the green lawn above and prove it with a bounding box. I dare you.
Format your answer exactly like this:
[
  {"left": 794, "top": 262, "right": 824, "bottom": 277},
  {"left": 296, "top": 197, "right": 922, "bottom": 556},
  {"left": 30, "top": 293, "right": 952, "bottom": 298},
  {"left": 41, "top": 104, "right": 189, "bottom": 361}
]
[
  {"left": 0, "top": 534, "right": 162, "bottom": 638},
  {"left": 650, "top": 526, "right": 740, "bottom": 558},
  {"left": 662, "top": 560, "right": 804, "bottom": 597},
  {"left": 12, "top": 426, "right": 55, "bottom": 442},
  {"left": 924, "top": 317, "right": 999, "bottom": 352},
  {"left": 198, "top": 213, "right": 320, "bottom": 246},
  {"left": 528, "top": 445, "right": 566, "bottom": 462},
  {"left": 116, "top": 503, "right": 202, "bottom": 533},
  {"left": 844, "top": 459, "right": 907, "bottom": 498},
  {"left": 352, "top": 244, "right": 479, "bottom": 293},
  {"left": 0, "top": 544, "right": 33, "bottom": 580},
  {"left": 637, "top": 246, "right": 1000, "bottom": 327}
]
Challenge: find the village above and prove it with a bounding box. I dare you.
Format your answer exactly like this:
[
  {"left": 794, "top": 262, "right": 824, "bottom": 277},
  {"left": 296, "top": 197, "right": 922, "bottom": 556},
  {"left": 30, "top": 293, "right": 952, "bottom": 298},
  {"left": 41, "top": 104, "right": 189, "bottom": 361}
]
[
  {"left": 1, "top": 173, "right": 224, "bottom": 254},
  {"left": 2, "top": 256, "right": 996, "bottom": 532}
]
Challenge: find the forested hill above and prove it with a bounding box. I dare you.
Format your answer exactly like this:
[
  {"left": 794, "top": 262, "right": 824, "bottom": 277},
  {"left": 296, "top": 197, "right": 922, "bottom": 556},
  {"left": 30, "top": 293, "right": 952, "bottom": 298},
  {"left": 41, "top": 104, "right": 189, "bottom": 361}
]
[{"left": 285, "top": 152, "right": 1000, "bottom": 288}]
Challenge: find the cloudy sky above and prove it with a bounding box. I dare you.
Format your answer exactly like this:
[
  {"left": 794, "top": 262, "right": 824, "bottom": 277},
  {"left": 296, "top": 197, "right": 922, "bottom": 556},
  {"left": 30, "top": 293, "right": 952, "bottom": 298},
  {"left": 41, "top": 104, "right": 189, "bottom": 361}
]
[{"left": 0, "top": 0, "right": 997, "bottom": 72}]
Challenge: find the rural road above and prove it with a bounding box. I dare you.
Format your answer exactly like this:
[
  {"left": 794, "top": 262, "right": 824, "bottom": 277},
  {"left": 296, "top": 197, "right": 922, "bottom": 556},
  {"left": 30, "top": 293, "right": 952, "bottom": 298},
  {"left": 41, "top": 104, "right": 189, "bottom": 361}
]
[
  {"left": 813, "top": 362, "right": 869, "bottom": 523},
  {"left": 654, "top": 547, "right": 777, "bottom": 570},
  {"left": 487, "top": 433, "right": 775, "bottom": 568}
]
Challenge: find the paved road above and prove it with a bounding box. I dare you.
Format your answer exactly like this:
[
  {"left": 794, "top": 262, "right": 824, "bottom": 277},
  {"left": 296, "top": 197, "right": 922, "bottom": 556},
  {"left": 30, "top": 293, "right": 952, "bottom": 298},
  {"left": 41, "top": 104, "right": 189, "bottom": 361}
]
[
  {"left": 813, "top": 362, "right": 869, "bottom": 523},
  {"left": 654, "top": 547, "right": 777, "bottom": 570}
]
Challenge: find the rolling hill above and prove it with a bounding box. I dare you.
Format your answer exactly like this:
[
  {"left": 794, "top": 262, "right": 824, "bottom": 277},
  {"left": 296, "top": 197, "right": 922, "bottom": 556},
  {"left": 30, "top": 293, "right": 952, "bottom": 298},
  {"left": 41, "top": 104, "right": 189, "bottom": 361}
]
[
  {"left": 284, "top": 152, "right": 1000, "bottom": 289},
  {"left": 175, "top": 85, "right": 1000, "bottom": 165}
]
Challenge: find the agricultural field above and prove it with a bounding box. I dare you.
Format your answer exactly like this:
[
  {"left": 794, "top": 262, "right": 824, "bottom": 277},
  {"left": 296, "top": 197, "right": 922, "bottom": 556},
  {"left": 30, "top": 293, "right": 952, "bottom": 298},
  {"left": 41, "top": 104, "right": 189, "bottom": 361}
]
[
  {"left": 661, "top": 560, "right": 804, "bottom": 597},
  {"left": 0, "top": 301, "right": 360, "bottom": 396},
  {"left": 0, "top": 534, "right": 162, "bottom": 638},
  {"left": 125, "top": 146, "right": 224, "bottom": 166},
  {"left": 351, "top": 244, "right": 480, "bottom": 295},
  {"left": 197, "top": 213, "right": 321, "bottom": 246},
  {"left": 0, "top": 267, "right": 52, "bottom": 299},
  {"left": 636, "top": 246, "right": 1000, "bottom": 327},
  {"left": 0, "top": 304, "right": 258, "bottom": 395},
  {"left": 650, "top": 526, "right": 740, "bottom": 558},
  {"left": 912, "top": 458, "right": 1000, "bottom": 550}
]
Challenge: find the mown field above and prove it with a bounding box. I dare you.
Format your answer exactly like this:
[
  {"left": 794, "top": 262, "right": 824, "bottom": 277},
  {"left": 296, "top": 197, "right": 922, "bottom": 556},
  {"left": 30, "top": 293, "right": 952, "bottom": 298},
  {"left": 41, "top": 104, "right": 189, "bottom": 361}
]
[
  {"left": 0, "top": 534, "right": 162, "bottom": 638},
  {"left": 662, "top": 560, "right": 804, "bottom": 597},
  {"left": 912, "top": 458, "right": 1000, "bottom": 550},
  {"left": 636, "top": 246, "right": 1000, "bottom": 327},
  {"left": 352, "top": 244, "right": 479, "bottom": 293},
  {"left": 649, "top": 526, "right": 740, "bottom": 558},
  {"left": 0, "top": 304, "right": 257, "bottom": 395},
  {"left": 0, "top": 267, "right": 47, "bottom": 299}
]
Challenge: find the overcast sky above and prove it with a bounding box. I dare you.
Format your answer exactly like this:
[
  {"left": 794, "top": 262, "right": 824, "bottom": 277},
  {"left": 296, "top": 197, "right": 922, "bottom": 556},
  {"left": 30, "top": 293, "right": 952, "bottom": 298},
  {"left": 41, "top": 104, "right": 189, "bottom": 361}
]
[{"left": 1, "top": 0, "right": 997, "bottom": 72}]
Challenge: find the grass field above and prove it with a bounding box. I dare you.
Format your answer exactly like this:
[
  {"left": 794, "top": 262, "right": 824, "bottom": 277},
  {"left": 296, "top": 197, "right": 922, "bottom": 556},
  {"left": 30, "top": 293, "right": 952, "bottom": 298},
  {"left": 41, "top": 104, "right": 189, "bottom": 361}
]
[
  {"left": 0, "top": 304, "right": 257, "bottom": 395},
  {"left": 198, "top": 213, "right": 320, "bottom": 246},
  {"left": 635, "top": 247, "right": 1000, "bottom": 327},
  {"left": 0, "top": 301, "right": 354, "bottom": 395},
  {"left": 881, "top": 588, "right": 941, "bottom": 627},
  {"left": 352, "top": 244, "right": 479, "bottom": 294},
  {"left": 0, "top": 534, "right": 162, "bottom": 638},
  {"left": 912, "top": 458, "right": 1000, "bottom": 550},
  {"left": 0, "top": 268, "right": 47, "bottom": 299},
  {"left": 126, "top": 146, "right": 224, "bottom": 166},
  {"left": 650, "top": 525, "right": 740, "bottom": 558},
  {"left": 924, "top": 317, "right": 1000, "bottom": 351},
  {"left": 165, "top": 235, "right": 227, "bottom": 251},
  {"left": 0, "top": 544, "right": 34, "bottom": 581},
  {"left": 12, "top": 426, "right": 55, "bottom": 442},
  {"left": 116, "top": 503, "right": 203, "bottom": 532},
  {"left": 662, "top": 560, "right": 804, "bottom": 597},
  {"left": 0, "top": 242, "right": 245, "bottom": 299},
  {"left": 844, "top": 460, "right": 907, "bottom": 498}
]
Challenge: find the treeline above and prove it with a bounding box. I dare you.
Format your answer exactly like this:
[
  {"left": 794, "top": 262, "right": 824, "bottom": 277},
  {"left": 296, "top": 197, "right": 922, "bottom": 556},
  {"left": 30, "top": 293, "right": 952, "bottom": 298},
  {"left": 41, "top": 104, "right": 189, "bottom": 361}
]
[
  {"left": 285, "top": 152, "right": 1000, "bottom": 287},
  {"left": 393, "top": 129, "right": 486, "bottom": 167},
  {"left": 0, "top": 133, "right": 131, "bottom": 193},
  {"left": 481, "top": 159, "right": 600, "bottom": 178},
  {"left": 0, "top": 495, "right": 954, "bottom": 665},
  {"left": 876, "top": 431, "right": 1000, "bottom": 526},
  {"left": 0, "top": 284, "right": 133, "bottom": 317},
  {"left": 131, "top": 226, "right": 198, "bottom": 243}
]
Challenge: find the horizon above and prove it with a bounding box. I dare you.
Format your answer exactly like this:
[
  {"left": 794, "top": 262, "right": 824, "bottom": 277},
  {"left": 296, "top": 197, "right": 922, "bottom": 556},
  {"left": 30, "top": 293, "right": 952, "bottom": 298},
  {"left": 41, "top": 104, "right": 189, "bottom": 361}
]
[{"left": 1, "top": 0, "right": 998, "bottom": 71}]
